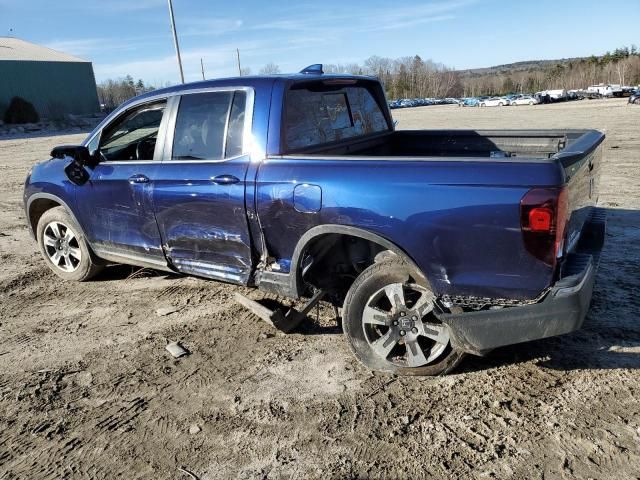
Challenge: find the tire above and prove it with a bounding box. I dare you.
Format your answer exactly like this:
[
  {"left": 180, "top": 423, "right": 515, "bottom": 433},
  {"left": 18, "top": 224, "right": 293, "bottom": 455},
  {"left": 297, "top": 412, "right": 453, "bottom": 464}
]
[
  {"left": 498, "top": 102, "right": 504, "bottom": 107},
  {"left": 529, "top": 101, "right": 534, "bottom": 105},
  {"left": 36, "top": 206, "right": 102, "bottom": 281},
  {"left": 480, "top": 103, "right": 485, "bottom": 107},
  {"left": 342, "top": 259, "right": 465, "bottom": 376}
]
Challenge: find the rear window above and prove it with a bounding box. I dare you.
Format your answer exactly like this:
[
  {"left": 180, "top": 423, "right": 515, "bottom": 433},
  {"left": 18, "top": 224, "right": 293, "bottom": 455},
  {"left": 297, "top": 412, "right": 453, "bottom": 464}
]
[{"left": 284, "top": 82, "right": 389, "bottom": 151}]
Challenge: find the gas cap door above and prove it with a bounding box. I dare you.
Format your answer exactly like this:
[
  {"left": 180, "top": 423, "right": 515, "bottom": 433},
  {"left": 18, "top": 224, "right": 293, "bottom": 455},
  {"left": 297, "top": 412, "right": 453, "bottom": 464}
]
[{"left": 293, "top": 184, "right": 322, "bottom": 213}]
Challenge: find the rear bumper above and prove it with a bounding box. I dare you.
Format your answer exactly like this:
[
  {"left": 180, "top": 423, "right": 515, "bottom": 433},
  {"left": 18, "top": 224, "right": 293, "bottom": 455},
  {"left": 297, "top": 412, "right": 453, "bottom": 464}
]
[{"left": 443, "top": 209, "right": 606, "bottom": 356}]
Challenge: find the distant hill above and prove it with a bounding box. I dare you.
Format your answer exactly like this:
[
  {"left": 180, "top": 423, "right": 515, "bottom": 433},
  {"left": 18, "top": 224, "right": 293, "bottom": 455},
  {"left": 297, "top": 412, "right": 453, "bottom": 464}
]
[{"left": 457, "top": 58, "right": 585, "bottom": 77}]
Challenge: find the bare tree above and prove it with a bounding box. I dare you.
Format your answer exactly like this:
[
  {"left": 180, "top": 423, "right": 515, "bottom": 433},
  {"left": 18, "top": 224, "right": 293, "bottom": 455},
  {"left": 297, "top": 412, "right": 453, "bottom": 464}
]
[
  {"left": 259, "top": 63, "right": 281, "bottom": 75},
  {"left": 96, "top": 76, "right": 155, "bottom": 111}
]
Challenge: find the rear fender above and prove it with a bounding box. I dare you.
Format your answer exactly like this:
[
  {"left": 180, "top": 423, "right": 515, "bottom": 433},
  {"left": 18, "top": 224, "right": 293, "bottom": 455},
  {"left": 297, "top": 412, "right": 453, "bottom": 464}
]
[{"left": 290, "top": 224, "right": 428, "bottom": 297}]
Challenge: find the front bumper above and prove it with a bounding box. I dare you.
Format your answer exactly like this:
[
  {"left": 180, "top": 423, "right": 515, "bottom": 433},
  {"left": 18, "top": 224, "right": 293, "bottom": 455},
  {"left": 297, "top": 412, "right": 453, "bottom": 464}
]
[{"left": 442, "top": 209, "right": 606, "bottom": 356}]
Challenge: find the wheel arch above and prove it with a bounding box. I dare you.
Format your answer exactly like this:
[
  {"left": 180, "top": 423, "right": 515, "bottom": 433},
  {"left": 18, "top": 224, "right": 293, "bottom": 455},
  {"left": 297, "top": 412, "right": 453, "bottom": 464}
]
[
  {"left": 290, "top": 224, "right": 427, "bottom": 298},
  {"left": 26, "top": 193, "right": 84, "bottom": 240}
]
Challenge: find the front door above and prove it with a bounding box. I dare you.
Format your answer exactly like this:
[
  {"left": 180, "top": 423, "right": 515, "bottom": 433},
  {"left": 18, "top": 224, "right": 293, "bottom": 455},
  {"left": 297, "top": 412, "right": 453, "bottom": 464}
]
[
  {"left": 76, "top": 99, "right": 169, "bottom": 267},
  {"left": 152, "top": 89, "right": 253, "bottom": 284}
]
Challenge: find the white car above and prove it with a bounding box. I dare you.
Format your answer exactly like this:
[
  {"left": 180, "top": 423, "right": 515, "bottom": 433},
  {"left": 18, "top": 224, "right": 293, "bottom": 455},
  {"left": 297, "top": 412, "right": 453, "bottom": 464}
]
[
  {"left": 479, "top": 97, "right": 510, "bottom": 107},
  {"left": 510, "top": 95, "right": 539, "bottom": 106}
]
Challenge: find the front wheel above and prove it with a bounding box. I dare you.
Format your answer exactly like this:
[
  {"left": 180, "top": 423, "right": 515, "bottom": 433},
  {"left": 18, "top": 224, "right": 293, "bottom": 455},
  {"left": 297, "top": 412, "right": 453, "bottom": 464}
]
[
  {"left": 342, "top": 259, "right": 464, "bottom": 375},
  {"left": 36, "top": 207, "right": 103, "bottom": 281}
]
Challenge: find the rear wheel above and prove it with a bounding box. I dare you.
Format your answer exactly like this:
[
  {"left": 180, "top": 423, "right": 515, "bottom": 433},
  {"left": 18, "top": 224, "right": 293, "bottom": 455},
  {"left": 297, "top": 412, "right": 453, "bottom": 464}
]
[
  {"left": 342, "top": 259, "right": 464, "bottom": 376},
  {"left": 36, "top": 207, "right": 102, "bottom": 281}
]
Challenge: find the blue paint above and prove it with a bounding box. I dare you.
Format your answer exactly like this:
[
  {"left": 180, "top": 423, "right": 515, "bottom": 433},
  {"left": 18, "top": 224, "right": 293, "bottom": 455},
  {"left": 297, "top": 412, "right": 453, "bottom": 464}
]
[{"left": 24, "top": 73, "right": 602, "bottom": 301}]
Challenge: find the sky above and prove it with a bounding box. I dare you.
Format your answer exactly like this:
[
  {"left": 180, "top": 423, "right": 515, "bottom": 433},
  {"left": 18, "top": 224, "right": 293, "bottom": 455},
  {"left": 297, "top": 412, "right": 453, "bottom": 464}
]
[{"left": 1, "top": 0, "right": 638, "bottom": 85}]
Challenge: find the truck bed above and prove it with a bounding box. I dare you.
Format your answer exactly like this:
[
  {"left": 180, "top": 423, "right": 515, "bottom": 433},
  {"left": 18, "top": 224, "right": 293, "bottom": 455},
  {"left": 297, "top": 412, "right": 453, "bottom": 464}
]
[
  {"left": 293, "top": 129, "right": 602, "bottom": 163},
  {"left": 262, "top": 128, "right": 603, "bottom": 300}
]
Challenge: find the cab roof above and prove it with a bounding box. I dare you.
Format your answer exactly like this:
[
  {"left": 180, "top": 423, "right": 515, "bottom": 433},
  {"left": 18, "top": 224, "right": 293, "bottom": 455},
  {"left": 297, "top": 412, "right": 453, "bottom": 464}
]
[{"left": 131, "top": 72, "right": 379, "bottom": 106}]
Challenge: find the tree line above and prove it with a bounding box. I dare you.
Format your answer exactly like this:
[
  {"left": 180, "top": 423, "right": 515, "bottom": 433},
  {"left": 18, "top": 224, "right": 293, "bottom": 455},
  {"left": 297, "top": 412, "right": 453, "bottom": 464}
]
[
  {"left": 96, "top": 75, "right": 157, "bottom": 111},
  {"left": 96, "top": 46, "right": 640, "bottom": 107},
  {"left": 461, "top": 46, "right": 640, "bottom": 97}
]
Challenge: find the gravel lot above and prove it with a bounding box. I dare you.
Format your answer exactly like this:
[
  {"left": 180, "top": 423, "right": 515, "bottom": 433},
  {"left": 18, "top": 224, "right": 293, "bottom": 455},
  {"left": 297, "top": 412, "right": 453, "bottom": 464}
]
[{"left": 1, "top": 98, "right": 639, "bottom": 479}]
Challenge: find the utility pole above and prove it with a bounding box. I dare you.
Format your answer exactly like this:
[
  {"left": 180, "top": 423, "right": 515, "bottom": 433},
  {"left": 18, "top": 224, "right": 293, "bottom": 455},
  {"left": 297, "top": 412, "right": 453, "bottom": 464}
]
[
  {"left": 236, "top": 48, "right": 242, "bottom": 76},
  {"left": 200, "top": 58, "right": 205, "bottom": 80},
  {"left": 167, "top": 0, "right": 185, "bottom": 83}
]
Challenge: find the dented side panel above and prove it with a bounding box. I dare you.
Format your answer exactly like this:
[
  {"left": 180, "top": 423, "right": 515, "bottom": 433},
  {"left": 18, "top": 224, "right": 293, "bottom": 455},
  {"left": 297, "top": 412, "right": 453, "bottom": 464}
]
[
  {"left": 75, "top": 162, "right": 165, "bottom": 260},
  {"left": 256, "top": 157, "right": 560, "bottom": 300},
  {"left": 152, "top": 156, "right": 253, "bottom": 283}
]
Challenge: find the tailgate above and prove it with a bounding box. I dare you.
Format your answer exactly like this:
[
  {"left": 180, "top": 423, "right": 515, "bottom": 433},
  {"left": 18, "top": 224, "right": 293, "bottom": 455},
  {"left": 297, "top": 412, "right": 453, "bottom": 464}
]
[{"left": 553, "top": 130, "right": 605, "bottom": 253}]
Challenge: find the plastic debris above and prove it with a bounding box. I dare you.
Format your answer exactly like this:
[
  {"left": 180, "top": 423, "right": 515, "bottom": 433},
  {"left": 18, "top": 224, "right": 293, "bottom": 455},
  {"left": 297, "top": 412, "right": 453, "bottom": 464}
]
[{"left": 165, "top": 341, "right": 189, "bottom": 358}]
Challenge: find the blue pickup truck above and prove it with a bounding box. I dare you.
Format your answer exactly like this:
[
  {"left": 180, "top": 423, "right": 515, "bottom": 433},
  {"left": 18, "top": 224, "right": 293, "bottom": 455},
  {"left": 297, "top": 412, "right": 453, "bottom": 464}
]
[{"left": 24, "top": 66, "right": 605, "bottom": 375}]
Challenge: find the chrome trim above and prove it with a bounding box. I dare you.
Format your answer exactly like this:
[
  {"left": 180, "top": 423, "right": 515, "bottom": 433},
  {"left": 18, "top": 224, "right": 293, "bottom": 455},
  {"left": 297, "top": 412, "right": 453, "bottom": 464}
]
[
  {"left": 164, "top": 87, "right": 255, "bottom": 162},
  {"left": 85, "top": 86, "right": 256, "bottom": 164},
  {"left": 99, "top": 160, "right": 161, "bottom": 165},
  {"left": 92, "top": 247, "right": 173, "bottom": 272}
]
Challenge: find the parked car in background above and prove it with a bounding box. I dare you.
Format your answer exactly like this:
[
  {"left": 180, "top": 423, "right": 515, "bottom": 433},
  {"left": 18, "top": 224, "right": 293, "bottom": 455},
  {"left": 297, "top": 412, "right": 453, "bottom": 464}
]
[
  {"left": 460, "top": 97, "right": 480, "bottom": 107},
  {"left": 24, "top": 68, "right": 606, "bottom": 376},
  {"left": 629, "top": 90, "right": 640, "bottom": 104},
  {"left": 510, "top": 95, "right": 539, "bottom": 106},
  {"left": 479, "top": 97, "right": 510, "bottom": 107},
  {"left": 546, "top": 89, "right": 568, "bottom": 102},
  {"left": 588, "top": 85, "right": 614, "bottom": 97}
]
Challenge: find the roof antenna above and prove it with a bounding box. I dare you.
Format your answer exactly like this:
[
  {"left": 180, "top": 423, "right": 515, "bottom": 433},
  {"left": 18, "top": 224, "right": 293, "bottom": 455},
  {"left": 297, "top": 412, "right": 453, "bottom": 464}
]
[
  {"left": 8, "top": 28, "right": 14, "bottom": 37},
  {"left": 300, "top": 64, "right": 323, "bottom": 74}
]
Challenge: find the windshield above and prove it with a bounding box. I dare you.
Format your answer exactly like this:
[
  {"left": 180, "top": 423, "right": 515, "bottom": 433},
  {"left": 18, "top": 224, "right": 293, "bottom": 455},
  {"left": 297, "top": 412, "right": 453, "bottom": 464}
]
[{"left": 283, "top": 80, "right": 390, "bottom": 152}]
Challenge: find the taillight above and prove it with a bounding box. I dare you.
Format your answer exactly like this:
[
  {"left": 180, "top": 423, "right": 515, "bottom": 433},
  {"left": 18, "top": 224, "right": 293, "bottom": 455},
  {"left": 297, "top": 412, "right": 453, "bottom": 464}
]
[{"left": 520, "top": 187, "right": 569, "bottom": 266}]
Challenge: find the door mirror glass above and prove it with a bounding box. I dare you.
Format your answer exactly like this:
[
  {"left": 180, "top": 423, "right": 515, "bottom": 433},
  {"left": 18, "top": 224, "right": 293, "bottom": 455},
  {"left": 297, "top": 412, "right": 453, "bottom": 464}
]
[{"left": 64, "top": 161, "right": 90, "bottom": 185}]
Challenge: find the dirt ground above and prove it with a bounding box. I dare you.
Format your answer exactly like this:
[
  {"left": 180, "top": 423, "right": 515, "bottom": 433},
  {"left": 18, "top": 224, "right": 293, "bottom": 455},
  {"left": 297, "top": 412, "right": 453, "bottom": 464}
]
[{"left": 1, "top": 98, "right": 639, "bottom": 479}]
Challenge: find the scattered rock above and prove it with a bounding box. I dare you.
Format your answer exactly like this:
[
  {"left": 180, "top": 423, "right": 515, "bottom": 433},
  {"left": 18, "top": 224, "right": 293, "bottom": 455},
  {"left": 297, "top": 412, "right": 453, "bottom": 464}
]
[{"left": 188, "top": 424, "right": 201, "bottom": 435}]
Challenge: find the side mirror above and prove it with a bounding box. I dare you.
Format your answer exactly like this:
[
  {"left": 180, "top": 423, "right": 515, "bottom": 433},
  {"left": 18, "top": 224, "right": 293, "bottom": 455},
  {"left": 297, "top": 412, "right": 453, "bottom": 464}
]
[
  {"left": 51, "top": 145, "right": 91, "bottom": 165},
  {"left": 52, "top": 145, "right": 92, "bottom": 186}
]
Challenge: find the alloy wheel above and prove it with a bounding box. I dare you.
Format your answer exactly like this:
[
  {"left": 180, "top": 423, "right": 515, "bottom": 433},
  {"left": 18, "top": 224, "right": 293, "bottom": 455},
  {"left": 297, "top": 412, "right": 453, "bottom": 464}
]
[
  {"left": 43, "top": 221, "right": 82, "bottom": 272},
  {"left": 362, "top": 282, "right": 449, "bottom": 367}
]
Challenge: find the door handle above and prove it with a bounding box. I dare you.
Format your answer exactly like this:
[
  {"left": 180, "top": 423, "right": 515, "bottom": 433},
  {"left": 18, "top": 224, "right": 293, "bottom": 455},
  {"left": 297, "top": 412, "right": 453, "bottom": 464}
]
[
  {"left": 128, "top": 174, "right": 150, "bottom": 184},
  {"left": 212, "top": 175, "right": 240, "bottom": 185}
]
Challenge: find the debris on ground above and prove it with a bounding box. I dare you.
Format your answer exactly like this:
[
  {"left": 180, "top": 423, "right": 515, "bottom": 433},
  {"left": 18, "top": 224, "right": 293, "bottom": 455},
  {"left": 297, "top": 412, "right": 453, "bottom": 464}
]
[
  {"left": 155, "top": 306, "right": 181, "bottom": 317},
  {"left": 165, "top": 341, "right": 189, "bottom": 358}
]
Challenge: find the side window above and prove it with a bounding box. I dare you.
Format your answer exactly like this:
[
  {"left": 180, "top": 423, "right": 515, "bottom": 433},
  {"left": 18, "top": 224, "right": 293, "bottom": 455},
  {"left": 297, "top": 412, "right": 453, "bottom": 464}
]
[
  {"left": 172, "top": 92, "right": 232, "bottom": 160},
  {"left": 86, "top": 132, "right": 100, "bottom": 155},
  {"left": 171, "top": 90, "right": 248, "bottom": 161},
  {"left": 99, "top": 101, "right": 166, "bottom": 161},
  {"left": 225, "top": 91, "right": 247, "bottom": 158}
]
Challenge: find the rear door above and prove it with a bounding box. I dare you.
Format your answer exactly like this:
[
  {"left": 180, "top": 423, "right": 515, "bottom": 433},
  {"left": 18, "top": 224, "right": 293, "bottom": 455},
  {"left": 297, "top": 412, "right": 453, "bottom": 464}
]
[{"left": 153, "top": 88, "right": 254, "bottom": 284}]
